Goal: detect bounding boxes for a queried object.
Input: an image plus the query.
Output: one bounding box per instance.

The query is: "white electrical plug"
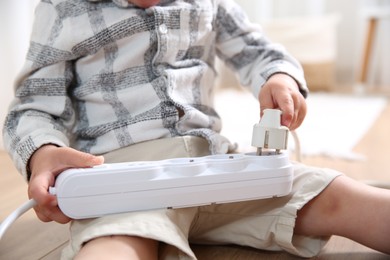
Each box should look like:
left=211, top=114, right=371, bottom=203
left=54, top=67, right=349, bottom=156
left=251, top=109, right=289, bottom=155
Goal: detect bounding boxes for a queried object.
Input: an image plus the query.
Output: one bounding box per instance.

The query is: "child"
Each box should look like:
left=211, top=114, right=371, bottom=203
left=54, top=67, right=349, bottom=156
left=3, top=0, right=390, bottom=259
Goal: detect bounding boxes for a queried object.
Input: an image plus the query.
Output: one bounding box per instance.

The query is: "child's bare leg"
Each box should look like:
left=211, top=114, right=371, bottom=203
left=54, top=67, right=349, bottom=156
left=295, top=175, right=390, bottom=254
left=74, top=235, right=158, bottom=260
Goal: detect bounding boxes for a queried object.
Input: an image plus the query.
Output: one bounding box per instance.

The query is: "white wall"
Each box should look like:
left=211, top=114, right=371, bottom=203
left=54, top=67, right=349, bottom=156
left=236, top=0, right=390, bottom=87
left=0, top=1, right=38, bottom=150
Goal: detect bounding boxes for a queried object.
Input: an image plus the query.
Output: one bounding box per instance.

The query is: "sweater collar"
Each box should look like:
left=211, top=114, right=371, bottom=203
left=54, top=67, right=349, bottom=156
left=88, top=0, right=131, bottom=8
left=88, top=0, right=175, bottom=8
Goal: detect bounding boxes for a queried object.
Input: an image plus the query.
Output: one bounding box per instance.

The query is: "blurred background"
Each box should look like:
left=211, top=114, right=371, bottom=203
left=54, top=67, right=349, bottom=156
left=219, top=0, right=390, bottom=92
left=0, top=0, right=389, bottom=150
left=255, top=0, right=390, bottom=88
left=0, top=2, right=389, bottom=259
left=1, top=3, right=389, bottom=258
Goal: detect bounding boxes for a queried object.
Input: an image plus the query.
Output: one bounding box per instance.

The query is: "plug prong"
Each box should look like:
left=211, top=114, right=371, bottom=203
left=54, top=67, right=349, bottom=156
left=256, top=147, right=262, bottom=156
left=264, top=130, right=269, bottom=148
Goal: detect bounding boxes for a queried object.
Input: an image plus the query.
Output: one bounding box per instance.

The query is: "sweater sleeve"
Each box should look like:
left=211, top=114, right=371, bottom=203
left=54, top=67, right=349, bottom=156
left=214, top=0, right=308, bottom=98
left=2, top=1, right=75, bottom=180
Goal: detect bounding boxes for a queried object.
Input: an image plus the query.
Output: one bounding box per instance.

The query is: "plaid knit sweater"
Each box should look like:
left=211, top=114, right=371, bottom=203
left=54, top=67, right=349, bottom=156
left=3, top=0, right=307, bottom=179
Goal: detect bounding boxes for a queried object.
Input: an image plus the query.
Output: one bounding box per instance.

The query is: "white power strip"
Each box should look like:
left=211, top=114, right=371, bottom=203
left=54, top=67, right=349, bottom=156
left=0, top=109, right=292, bottom=239
left=50, top=152, right=293, bottom=219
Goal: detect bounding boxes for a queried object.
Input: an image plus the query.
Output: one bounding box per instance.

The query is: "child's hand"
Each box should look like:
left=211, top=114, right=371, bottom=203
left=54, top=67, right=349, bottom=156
left=28, top=145, right=104, bottom=223
left=258, top=73, right=307, bottom=130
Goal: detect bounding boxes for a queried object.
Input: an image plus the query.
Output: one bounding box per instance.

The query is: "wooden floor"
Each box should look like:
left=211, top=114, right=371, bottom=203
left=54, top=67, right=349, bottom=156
left=1, top=94, right=390, bottom=259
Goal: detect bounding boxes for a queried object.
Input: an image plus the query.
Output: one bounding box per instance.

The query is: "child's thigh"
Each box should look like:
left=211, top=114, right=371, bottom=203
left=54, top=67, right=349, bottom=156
left=103, top=136, right=211, bottom=163
left=189, top=164, right=341, bottom=257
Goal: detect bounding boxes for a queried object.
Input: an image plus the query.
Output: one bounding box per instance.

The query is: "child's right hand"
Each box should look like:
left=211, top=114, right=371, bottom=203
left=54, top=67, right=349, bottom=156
left=28, top=145, right=104, bottom=223
left=259, top=73, right=307, bottom=130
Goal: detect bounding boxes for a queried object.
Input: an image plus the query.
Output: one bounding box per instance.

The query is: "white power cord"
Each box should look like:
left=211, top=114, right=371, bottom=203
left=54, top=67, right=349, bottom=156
left=290, top=130, right=302, bottom=162
left=0, top=199, right=37, bottom=240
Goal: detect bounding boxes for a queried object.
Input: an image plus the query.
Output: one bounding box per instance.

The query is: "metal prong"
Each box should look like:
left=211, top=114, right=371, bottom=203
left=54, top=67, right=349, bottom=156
left=264, top=130, right=269, bottom=149
left=256, top=147, right=262, bottom=156
left=276, top=149, right=281, bottom=154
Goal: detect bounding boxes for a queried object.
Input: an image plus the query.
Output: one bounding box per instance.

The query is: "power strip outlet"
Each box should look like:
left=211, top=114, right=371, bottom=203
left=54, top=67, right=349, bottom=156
left=50, top=152, right=293, bottom=219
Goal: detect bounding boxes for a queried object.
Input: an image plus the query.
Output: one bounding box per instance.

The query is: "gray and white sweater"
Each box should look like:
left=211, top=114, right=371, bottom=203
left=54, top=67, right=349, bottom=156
left=3, top=0, right=307, bottom=180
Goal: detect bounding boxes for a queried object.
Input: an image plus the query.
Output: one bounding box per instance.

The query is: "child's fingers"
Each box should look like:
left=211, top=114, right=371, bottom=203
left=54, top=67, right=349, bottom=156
left=28, top=172, right=70, bottom=223
left=56, top=147, right=104, bottom=169
left=274, top=93, right=295, bottom=128
left=259, top=85, right=295, bottom=128
left=34, top=203, right=71, bottom=224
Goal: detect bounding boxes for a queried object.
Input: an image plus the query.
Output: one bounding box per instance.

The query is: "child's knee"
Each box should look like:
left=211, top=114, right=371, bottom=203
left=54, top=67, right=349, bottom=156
left=295, top=175, right=348, bottom=236
left=75, top=235, right=158, bottom=260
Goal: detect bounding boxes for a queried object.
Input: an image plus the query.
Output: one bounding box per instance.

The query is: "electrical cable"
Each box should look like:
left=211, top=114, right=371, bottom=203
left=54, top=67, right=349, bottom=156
left=0, top=199, right=37, bottom=240
left=290, top=130, right=302, bottom=162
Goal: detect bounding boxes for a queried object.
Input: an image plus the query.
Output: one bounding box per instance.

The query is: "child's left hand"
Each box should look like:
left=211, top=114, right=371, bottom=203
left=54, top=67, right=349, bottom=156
left=258, top=73, right=307, bottom=130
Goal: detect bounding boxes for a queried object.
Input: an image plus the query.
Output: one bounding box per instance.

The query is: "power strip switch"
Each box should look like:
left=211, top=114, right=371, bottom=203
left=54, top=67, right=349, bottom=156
left=252, top=109, right=289, bottom=155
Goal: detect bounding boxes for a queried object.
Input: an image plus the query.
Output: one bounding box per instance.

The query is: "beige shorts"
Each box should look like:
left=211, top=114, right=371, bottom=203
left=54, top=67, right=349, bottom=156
left=61, top=136, right=341, bottom=259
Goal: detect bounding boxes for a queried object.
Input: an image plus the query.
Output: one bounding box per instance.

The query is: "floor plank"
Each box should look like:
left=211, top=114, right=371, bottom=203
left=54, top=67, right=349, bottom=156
left=302, top=101, right=390, bottom=184
left=192, top=238, right=390, bottom=260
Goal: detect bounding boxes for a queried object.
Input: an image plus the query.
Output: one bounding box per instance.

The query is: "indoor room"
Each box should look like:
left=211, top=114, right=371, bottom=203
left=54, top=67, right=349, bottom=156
left=1, top=0, right=389, bottom=259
